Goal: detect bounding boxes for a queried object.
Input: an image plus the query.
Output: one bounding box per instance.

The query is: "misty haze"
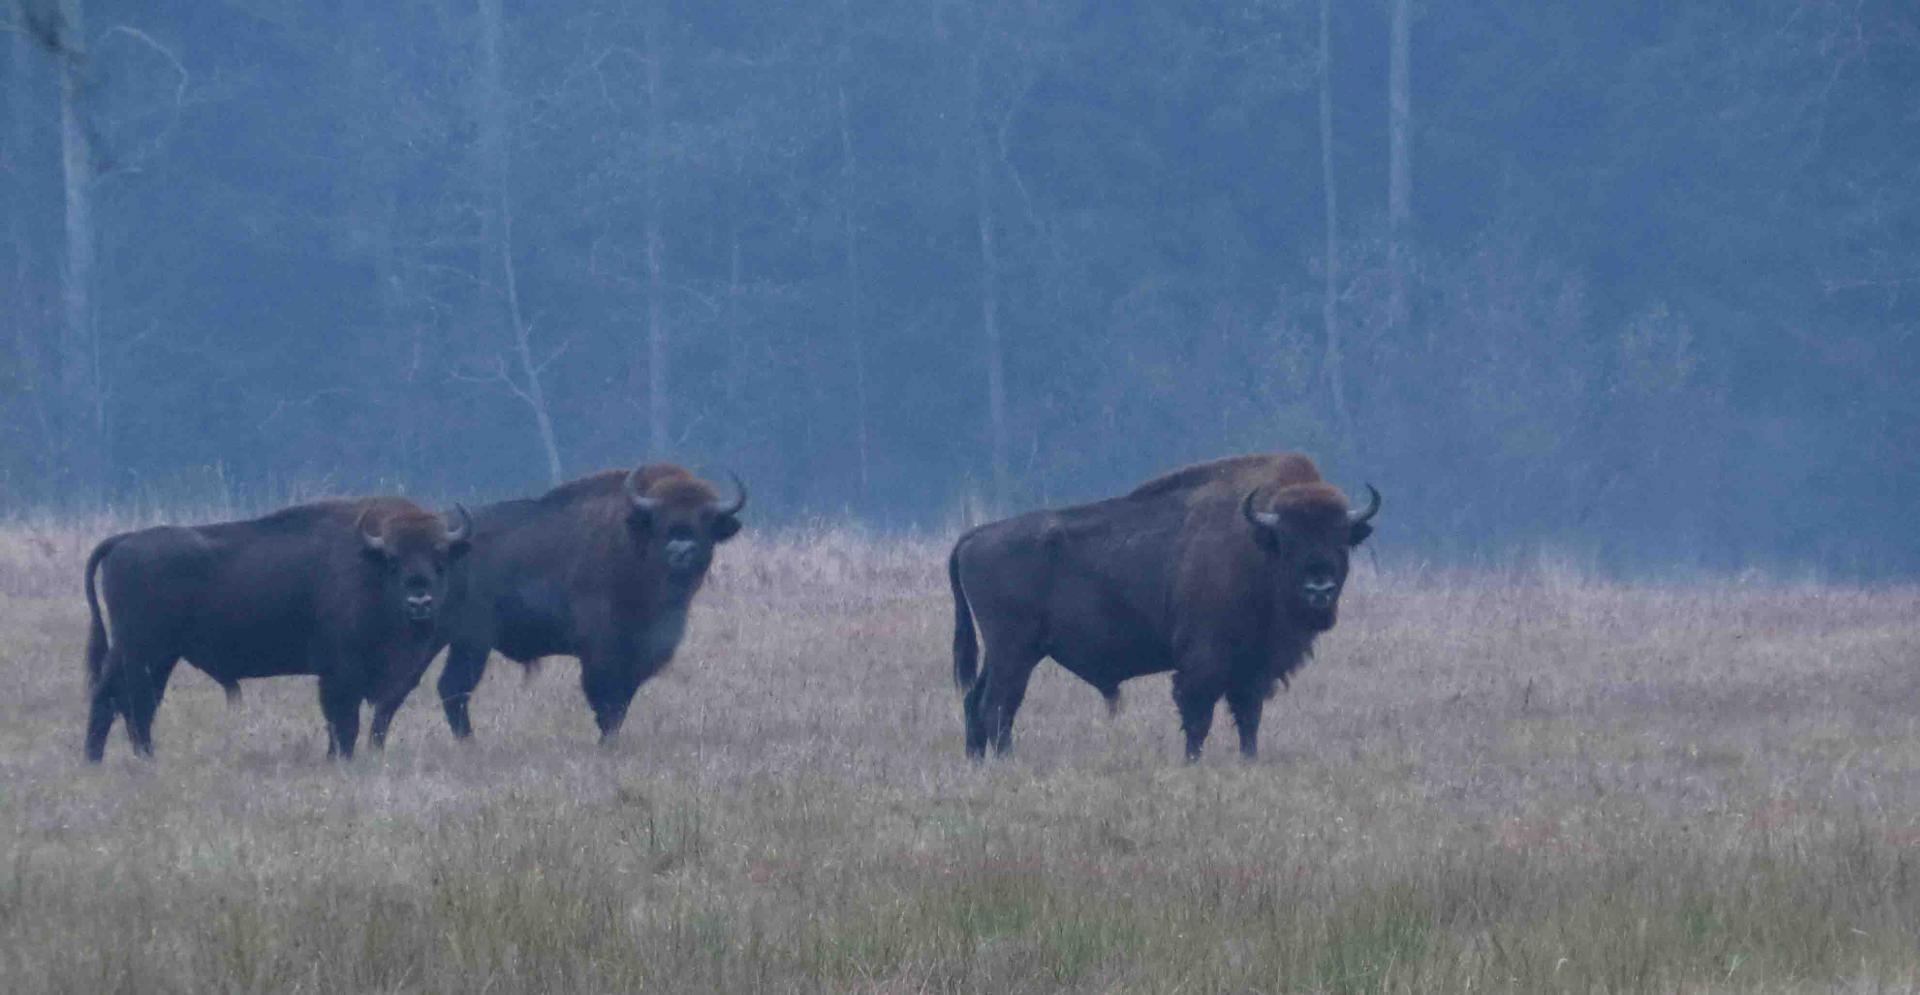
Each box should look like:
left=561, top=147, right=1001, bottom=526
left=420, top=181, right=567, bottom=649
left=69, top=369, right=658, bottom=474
left=2, top=1, right=1911, bottom=574
left=4, top=2, right=1920, bottom=992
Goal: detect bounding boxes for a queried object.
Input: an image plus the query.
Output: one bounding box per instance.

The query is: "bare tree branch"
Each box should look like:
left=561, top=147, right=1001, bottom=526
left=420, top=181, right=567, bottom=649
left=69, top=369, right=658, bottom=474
left=92, top=25, right=189, bottom=176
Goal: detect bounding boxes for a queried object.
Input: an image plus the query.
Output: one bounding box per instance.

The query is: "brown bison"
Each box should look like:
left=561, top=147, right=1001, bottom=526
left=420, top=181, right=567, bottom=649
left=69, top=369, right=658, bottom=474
left=83, top=497, right=472, bottom=762
left=949, top=453, right=1379, bottom=761
left=434, top=463, right=745, bottom=743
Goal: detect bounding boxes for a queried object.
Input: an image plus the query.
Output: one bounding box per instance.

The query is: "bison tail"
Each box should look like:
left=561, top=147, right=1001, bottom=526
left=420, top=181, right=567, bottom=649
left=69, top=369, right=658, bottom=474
left=949, top=540, right=979, bottom=693
left=83, top=535, right=122, bottom=692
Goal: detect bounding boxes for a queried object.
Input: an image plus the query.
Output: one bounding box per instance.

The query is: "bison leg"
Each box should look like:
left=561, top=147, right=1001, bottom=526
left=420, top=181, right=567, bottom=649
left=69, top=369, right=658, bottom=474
left=84, top=650, right=123, bottom=763
left=581, top=662, right=644, bottom=745
left=962, top=676, right=989, bottom=758
left=976, top=640, right=1041, bottom=759
left=1225, top=676, right=1267, bottom=761
left=318, top=676, right=363, bottom=760
left=1171, top=670, right=1226, bottom=763
left=367, top=654, right=437, bottom=752
left=437, top=641, right=491, bottom=741
left=120, top=655, right=179, bottom=759
left=368, top=695, right=408, bottom=751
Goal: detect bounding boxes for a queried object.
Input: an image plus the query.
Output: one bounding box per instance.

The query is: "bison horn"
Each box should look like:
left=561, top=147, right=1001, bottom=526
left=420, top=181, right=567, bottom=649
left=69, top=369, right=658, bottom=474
left=356, top=507, right=386, bottom=553
left=445, top=503, right=472, bottom=543
left=711, top=470, right=747, bottom=517
left=1348, top=484, right=1381, bottom=526
left=1240, top=488, right=1281, bottom=531
left=624, top=466, right=661, bottom=512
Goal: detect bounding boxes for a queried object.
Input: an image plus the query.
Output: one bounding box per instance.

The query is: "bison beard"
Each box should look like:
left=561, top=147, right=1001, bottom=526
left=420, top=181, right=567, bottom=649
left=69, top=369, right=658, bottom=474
left=432, top=463, right=744, bottom=743
left=950, top=453, right=1378, bottom=762
left=81, top=498, right=471, bottom=762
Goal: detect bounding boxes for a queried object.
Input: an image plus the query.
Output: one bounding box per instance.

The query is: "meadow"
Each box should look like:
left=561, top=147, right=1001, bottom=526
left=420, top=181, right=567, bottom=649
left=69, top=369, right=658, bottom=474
left=2, top=517, right=1918, bottom=993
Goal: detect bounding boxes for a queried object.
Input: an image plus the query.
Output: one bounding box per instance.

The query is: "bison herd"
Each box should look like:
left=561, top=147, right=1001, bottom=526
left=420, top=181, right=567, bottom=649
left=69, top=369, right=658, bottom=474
left=80, top=452, right=1378, bottom=764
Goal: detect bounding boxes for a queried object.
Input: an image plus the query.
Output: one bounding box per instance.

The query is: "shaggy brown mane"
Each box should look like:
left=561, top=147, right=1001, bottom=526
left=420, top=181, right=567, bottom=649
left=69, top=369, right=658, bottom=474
left=1127, top=452, right=1323, bottom=500
left=536, top=469, right=630, bottom=503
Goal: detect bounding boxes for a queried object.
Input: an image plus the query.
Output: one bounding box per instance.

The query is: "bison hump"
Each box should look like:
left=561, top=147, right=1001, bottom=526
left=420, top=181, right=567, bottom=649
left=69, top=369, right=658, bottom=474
left=1126, top=453, right=1320, bottom=500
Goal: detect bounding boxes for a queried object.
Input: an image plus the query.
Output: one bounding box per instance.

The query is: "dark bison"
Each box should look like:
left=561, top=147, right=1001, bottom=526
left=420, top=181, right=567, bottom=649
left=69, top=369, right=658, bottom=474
left=83, top=498, right=472, bottom=762
left=434, top=463, right=745, bottom=743
left=949, top=453, right=1379, bottom=761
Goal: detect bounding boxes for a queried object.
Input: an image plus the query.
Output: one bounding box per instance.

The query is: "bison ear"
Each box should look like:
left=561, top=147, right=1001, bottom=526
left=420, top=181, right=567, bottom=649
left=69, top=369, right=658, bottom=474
left=1348, top=521, right=1373, bottom=547
left=709, top=513, right=742, bottom=543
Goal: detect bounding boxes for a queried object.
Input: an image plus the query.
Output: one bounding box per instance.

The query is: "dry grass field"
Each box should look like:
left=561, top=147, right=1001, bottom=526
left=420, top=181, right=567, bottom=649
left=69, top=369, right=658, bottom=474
left=3, top=517, right=1920, bottom=993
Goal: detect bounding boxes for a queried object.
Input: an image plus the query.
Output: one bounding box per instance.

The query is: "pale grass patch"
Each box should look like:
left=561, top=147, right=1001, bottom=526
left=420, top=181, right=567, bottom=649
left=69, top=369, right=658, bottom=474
left=2, top=519, right=1919, bottom=992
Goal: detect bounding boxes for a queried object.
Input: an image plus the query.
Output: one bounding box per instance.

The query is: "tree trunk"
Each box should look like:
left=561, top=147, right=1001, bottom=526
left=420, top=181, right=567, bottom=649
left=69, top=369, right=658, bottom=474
left=369, top=189, right=417, bottom=482
left=55, top=0, right=103, bottom=497
left=836, top=0, right=870, bottom=502
left=1318, top=0, right=1352, bottom=441
left=7, top=23, right=55, bottom=491
left=723, top=220, right=742, bottom=454
left=477, top=0, right=561, bottom=483
left=1386, top=0, right=1412, bottom=334
left=972, top=127, right=1010, bottom=513
left=642, top=0, right=669, bottom=459
left=475, top=0, right=506, bottom=261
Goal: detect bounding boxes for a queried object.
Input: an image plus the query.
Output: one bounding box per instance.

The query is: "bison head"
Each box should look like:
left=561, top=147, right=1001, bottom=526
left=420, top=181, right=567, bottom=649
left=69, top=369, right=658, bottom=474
left=1241, top=482, right=1379, bottom=631
left=623, top=468, right=746, bottom=583
left=359, top=504, right=472, bottom=626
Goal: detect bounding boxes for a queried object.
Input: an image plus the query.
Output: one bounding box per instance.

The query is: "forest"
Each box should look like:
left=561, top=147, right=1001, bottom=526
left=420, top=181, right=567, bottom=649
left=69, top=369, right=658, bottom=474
left=3, top=0, right=1915, bottom=574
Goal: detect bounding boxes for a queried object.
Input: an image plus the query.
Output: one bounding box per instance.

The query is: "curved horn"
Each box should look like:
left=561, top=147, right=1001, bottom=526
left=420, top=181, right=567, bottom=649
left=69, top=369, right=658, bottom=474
left=1240, top=487, right=1281, bottom=531
left=1348, top=484, right=1381, bottom=526
left=355, top=506, right=386, bottom=553
left=444, top=503, right=472, bottom=543
left=624, top=466, right=660, bottom=511
left=711, top=470, right=747, bottom=517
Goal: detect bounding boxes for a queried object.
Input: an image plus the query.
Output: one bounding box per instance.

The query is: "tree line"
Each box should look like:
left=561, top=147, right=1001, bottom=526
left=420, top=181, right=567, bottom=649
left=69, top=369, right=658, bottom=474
left=3, top=0, right=1915, bottom=574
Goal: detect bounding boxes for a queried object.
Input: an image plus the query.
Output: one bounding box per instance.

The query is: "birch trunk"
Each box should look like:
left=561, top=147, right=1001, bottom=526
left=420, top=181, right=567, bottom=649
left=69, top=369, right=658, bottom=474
left=55, top=0, right=103, bottom=495
left=642, top=0, right=669, bottom=459
left=1318, top=0, right=1352, bottom=439
left=477, top=0, right=562, bottom=482
left=973, top=128, right=1009, bottom=513
left=1386, top=0, right=1412, bottom=334
left=7, top=24, right=54, bottom=481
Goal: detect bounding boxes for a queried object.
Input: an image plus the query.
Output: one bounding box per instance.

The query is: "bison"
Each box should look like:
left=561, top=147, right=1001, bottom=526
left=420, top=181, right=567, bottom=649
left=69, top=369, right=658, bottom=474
left=949, top=453, right=1379, bottom=761
left=83, top=497, right=472, bottom=762
left=434, top=463, right=745, bottom=743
